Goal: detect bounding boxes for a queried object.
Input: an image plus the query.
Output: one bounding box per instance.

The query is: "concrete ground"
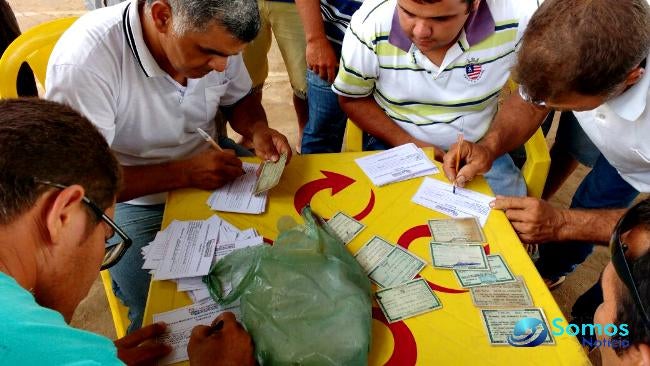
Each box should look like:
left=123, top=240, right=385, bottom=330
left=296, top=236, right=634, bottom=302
left=7, top=1, right=636, bottom=363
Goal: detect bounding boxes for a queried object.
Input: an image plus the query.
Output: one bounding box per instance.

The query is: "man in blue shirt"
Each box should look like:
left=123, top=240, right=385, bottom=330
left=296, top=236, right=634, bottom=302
left=0, top=99, right=255, bottom=365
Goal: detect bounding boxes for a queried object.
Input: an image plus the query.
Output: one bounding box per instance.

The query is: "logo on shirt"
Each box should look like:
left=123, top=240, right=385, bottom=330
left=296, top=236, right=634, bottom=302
left=464, top=57, right=484, bottom=83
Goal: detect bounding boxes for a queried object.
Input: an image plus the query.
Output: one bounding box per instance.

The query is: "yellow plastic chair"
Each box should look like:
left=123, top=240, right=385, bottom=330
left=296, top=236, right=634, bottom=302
left=0, top=17, right=77, bottom=98
left=100, top=270, right=130, bottom=338
left=343, top=114, right=551, bottom=198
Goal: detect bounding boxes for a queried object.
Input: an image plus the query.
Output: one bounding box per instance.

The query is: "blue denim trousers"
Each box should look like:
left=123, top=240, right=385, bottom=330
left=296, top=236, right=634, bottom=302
left=109, top=137, right=252, bottom=333
left=301, top=69, right=348, bottom=154
left=535, top=155, right=639, bottom=280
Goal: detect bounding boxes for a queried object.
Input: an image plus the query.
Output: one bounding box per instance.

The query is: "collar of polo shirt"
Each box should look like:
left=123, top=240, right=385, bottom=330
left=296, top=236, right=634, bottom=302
left=122, top=0, right=167, bottom=78
left=608, top=54, right=650, bottom=122
left=388, top=0, right=495, bottom=52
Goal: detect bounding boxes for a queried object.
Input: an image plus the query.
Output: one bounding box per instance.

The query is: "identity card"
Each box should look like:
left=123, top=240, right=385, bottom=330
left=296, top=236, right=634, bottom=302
left=428, top=217, right=485, bottom=243
left=327, top=211, right=366, bottom=245
left=470, top=277, right=533, bottom=308
left=480, top=308, right=555, bottom=346
left=430, top=243, right=489, bottom=270
left=354, top=236, right=395, bottom=273
left=368, top=246, right=427, bottom=288
left=254, top=152, right=287, bottom=195
left=454, top=254, right=516, bottom=288
left=376, top=278, right=442, bottom=323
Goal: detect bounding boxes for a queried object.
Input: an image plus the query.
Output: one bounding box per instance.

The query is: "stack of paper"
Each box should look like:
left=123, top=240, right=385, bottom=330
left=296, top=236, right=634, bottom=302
left=355, top=143, right=439, bottom=186
left=155, top=299, right=241, bottom=365
left=412, top=177, right=493, bottom=226
left=207, top=162, right=267, bottom=214
left=141, top=214, right=264, bottom=303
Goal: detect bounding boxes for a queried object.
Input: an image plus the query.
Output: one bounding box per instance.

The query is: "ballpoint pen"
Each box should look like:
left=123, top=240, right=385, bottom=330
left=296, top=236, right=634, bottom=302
left=197, top=127, right=223, bottom=152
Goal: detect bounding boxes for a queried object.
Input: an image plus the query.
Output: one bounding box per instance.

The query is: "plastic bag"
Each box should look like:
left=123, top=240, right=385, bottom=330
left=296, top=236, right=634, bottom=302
left=205, top=206, right=372, bottom=365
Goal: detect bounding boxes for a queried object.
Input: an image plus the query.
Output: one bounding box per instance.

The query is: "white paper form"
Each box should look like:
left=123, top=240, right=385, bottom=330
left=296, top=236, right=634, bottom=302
left=412, top=177, right=493, bottom=226
left=154, top=216, right=221, bottom=280
left=355, top=143, right=439, bottom=186
left=142, top=225, right=176, bottom=270
left=154, top=299, right=241, bottom=365
left=207, top=162, right=267, bottom=214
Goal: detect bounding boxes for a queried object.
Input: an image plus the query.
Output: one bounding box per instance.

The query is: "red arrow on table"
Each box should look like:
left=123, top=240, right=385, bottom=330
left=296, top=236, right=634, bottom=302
left=294, top=170, right=375, bottom=221
left=397, top=225, right=491, bottom=294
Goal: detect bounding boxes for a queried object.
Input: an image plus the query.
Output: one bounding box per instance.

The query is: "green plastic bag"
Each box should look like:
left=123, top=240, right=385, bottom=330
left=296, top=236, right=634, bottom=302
left=205, top=206, right=372, bottom=365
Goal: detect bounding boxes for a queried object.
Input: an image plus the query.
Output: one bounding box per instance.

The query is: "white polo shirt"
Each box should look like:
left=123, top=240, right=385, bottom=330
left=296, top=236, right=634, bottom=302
left=575, top=54, right=650, bottom=193
left=332, top=0, right=537, bottom=149
left=45, top=0, right=252, bottom=205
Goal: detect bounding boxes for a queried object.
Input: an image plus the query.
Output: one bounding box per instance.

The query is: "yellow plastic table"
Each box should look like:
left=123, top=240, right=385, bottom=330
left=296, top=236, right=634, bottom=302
left=143, top=150, right=589, bottom=366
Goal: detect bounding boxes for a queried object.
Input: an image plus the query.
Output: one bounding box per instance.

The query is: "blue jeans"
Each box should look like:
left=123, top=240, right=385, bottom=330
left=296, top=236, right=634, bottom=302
left=535, top=155, right=638, bottom=279
left=109, top=137, right=252, bottom=332
left=542, top=112, right=600, bottom=167
left=109, top=203, right=164, bottom=333
left=301, top=69, right=348, bottom=154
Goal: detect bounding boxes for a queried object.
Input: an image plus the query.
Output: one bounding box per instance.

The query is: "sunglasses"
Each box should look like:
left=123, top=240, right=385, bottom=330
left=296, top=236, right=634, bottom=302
left=609, top=213, right=650, bottom=330
left=36, top=180, right=132, bottom=270
left=518, top=85, right=547, bottom=107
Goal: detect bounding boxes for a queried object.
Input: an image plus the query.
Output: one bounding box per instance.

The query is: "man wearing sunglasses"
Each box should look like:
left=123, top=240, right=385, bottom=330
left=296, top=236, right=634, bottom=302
left=595, top=199, right=650, bottom=364
left=443, top=0, right=650, bottom=287
left=0, top=99, right=255, bottom=365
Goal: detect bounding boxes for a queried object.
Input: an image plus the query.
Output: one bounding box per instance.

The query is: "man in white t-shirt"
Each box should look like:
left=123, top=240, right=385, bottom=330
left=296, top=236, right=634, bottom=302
left=443, top=0, right=649, bottom=327
left=46, top=0, right=291, bottom=332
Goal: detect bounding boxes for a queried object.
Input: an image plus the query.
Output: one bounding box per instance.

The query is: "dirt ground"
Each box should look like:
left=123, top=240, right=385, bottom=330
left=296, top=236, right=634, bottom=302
left=6, top=1, right=617, bottom=362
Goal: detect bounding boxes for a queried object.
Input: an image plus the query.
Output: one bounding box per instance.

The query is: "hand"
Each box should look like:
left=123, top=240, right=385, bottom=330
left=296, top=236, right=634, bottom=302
left=115, top=322, right=171, bottom=366
left=490, top=196, right=566, bottom=243
left=183, top=149, right=244, bottom=189
left=442, top=141, right=495, bottom=188
left=410, top=138, right=445, bottom=162
left=188, top=312, right=255, bottom=366
left=306, top=37, right=339, bottom=83
left=251, top=126, right=292, bottom=163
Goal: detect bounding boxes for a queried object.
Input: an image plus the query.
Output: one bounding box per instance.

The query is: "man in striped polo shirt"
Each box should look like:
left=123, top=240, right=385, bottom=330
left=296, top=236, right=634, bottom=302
left=297, top=0, right=363, bottom=153
left=333, top=0, right=537, bottom=196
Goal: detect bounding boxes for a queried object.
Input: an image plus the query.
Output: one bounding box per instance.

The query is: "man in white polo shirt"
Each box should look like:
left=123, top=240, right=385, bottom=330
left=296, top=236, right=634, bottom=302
left=46, top=0, right=291, bottom=332
left=442, top=0, right=649, bottom=326
left=332, top=0, right=538, bottom=196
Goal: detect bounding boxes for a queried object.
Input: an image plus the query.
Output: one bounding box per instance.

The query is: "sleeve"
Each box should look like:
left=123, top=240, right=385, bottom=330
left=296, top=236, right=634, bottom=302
left=331, top=10, right=380, bottom=98
left=219, top=53, right=253, bottom=106
left=45, top=64, right=118, bottom=145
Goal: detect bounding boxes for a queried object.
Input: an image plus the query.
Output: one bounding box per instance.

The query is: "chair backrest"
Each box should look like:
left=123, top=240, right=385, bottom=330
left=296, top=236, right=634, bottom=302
left=0, top=17, right=77, bottom=98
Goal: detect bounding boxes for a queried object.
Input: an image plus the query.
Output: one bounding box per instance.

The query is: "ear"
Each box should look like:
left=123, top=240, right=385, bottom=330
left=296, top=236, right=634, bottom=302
left=150, top=0, right=173, bottom=34
left=624, top=66, right=645, bottom=87
left=44, top=185, right=87, bottom=246
left=638, top=343, right=650, bottom=366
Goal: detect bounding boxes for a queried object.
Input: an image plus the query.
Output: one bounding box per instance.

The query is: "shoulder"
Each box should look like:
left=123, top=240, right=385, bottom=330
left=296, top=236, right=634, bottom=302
left=0, top=276, right=121, bottom=365
left=485, top=0, right=538, bottom=23
left=351, top=0, right=395, bottom=29
left=49, top=2, right=129, bottom=70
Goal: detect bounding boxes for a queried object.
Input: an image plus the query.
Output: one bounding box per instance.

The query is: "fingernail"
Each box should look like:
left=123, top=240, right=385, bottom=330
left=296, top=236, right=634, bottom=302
left=456, top=175, right=466, bottom=187
left=489, top=200, right=496, bottom=208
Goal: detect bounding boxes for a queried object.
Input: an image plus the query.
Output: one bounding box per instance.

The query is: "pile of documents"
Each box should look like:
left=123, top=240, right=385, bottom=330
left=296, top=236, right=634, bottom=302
left=206, top=162, right=268, bottom=214
left=355, top=143, right=439, bottom=186
left=142, top=214, right=264, bottom=303
left=324, top=210, right=441, bottom=324
left=206, top=153, right=287, bottom=214
left=427, top=217, right=554, bottom=346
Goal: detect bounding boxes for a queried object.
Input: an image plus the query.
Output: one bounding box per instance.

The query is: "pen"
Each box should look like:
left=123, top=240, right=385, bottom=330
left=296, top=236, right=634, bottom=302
left=453, top=132, right=463, bottom=194
left=197, top=127, right=223, bottom=152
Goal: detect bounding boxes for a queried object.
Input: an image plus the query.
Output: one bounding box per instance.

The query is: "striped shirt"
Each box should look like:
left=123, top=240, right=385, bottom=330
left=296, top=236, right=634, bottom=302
left=332, top=0, right=538, bottom=149
left=320, top=0, right=364, bottom=55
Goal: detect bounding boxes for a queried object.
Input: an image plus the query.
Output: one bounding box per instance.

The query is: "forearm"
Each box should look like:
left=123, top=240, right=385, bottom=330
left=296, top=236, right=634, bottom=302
left=556, top=208, right=626, bottom=243
left=119, top=161, right=189, bottom=202
left=339, top=95, right=413, bottom=147
left=478, top=92, right=549, bottom=158
left=223, top=93, right=269, bottom=138
left=295, top=0, right=326, bottom=42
